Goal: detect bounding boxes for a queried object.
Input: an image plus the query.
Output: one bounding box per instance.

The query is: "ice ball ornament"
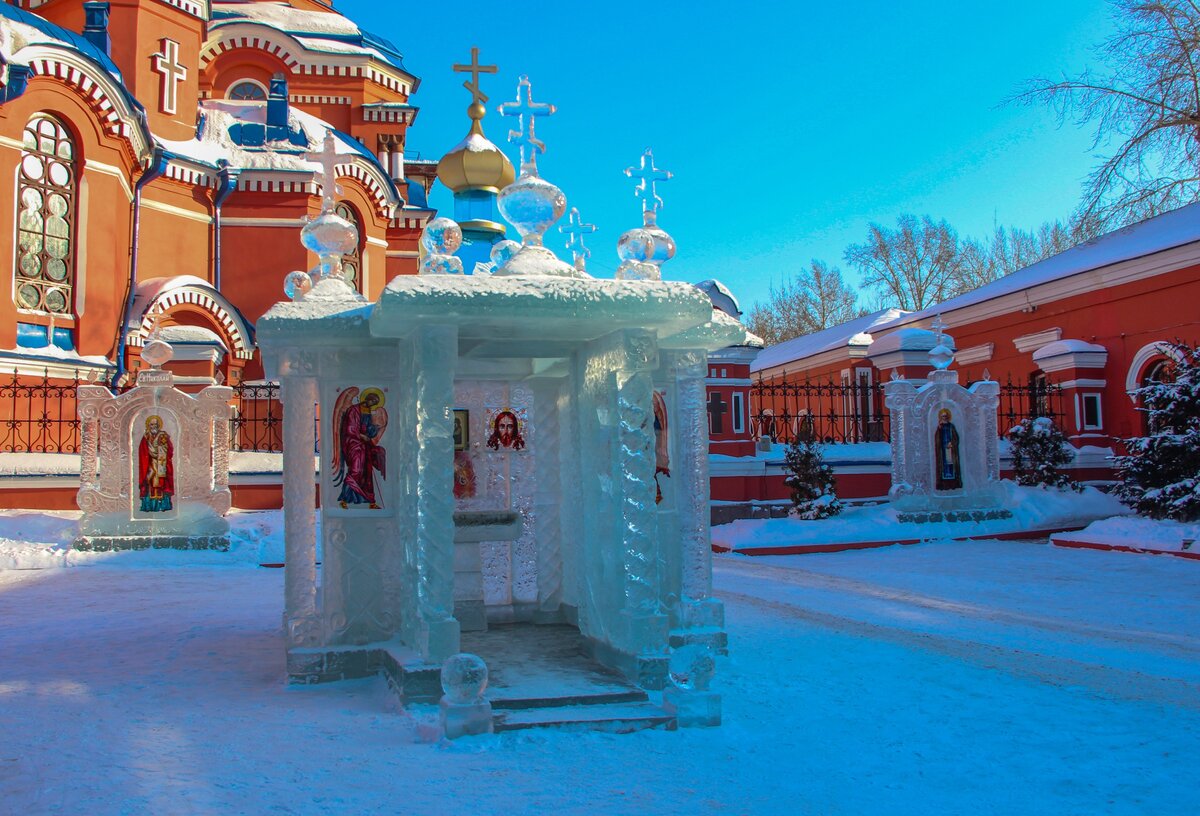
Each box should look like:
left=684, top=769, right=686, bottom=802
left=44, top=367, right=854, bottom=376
left=668, top=644, right=715, bottom=692
left=300, top=210, right=358, bottom=258
left=140, top=336, right=173, bottom=368
left=441, top=653, right=488, bottom=704
left=490, top=239, right=520, bottom=268
left=643, top=225, right=676, bottom=266
left=616, top=227, right=660, bottom=281
left=420, top=217, right=463, bottom=256
left=497, top=174, right=566, bottom=246
left=284, top=270, right=312, bottom=301
left=929, top=340, right=955, bottom=371
left=420, top=254, right=465, bottom=276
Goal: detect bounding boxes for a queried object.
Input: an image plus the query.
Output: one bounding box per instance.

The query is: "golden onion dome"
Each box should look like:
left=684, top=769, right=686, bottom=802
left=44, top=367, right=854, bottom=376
left=436, top=103, right=516, bottom=194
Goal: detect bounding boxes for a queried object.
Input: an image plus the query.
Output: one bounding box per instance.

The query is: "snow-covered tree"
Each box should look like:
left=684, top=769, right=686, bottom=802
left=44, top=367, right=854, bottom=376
left=783, top=436, right=841, bottom=519
left=1115, top=341, right=1200, bottom=520
left=1008, top=417, right=1079, bottom=491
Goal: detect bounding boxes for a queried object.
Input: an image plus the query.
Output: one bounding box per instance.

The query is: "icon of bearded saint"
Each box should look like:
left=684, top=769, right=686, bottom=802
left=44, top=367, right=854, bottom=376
left=332, top=387, right=388, bottom=509
left=486, top=409, right=525, bottom=450
left=138, top=414, right=174, bottom=512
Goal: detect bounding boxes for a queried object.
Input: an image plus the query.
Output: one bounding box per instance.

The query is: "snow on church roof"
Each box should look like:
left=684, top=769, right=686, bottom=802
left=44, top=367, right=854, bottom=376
left=886, top=201, right=1200, bottom=329
left=751, top=308, right=909, bottom=374
left=210, top=1, right=413, bottom=78
left=158, top=100, right=392, bottom=193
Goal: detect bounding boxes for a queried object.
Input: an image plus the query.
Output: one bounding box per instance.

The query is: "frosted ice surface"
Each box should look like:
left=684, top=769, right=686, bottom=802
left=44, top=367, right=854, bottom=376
left=420, top=217, right=463, bottom=256
left=284, top=270, right=312, bottom=301
left=490, top=239, right=520, bottom=267
left=441, top=653, right=489, bottom=704
left=669, top=644, right=716, bottom=692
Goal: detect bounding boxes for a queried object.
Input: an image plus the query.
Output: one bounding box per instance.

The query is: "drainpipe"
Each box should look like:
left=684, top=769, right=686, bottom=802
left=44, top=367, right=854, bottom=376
left=212, top=159, right=240, bottom=292
left=111, top=144, right=168, bottom=389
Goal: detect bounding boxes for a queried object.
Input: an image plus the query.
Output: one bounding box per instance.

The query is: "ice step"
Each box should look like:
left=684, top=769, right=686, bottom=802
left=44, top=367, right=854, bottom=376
left=492, top=701, right=675, bottom=734
left=489, top=688, right=648, bottom=710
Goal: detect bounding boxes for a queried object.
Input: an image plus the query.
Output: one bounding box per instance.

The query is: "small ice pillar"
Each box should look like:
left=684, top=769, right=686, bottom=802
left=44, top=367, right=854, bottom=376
left=413, top=324, right=461, bottom=661
left=530, top=378, right=564, bottom=618
left=666, top=349, right=725, bottom=638
left=281, top=373, right=319, bottom=647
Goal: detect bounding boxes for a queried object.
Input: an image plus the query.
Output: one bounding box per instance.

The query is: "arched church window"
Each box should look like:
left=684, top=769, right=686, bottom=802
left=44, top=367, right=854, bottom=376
left=14, top=116, right=77, bottom=315
left=1141, top=358, right=1176, bottom=435
left=228, top=81, right=267, bottom=101
left=335, top=202, right=363, bottom=291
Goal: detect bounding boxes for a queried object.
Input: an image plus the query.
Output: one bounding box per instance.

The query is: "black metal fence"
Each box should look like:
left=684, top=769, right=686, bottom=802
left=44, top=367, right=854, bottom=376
left=749, top=375, right=1066, bottom=446
left=0, top=370, right=286, bottom=454
left=0, top=368, right=1071, bottom=455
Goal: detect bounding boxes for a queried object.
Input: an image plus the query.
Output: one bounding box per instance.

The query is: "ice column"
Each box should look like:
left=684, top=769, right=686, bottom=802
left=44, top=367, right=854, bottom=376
left=281, top=370, right=319, bottom=647
left=414, top=325, right=461, bottom=661
left=615, top=330, right=668, bottom=662
left=531, top=378, right=563, bottom=619
left=668, top=349, right=725, bottom=638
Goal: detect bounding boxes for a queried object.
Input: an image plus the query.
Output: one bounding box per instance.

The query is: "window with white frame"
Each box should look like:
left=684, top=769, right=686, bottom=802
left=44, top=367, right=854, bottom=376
left=14, top=116, right=77, bottom=315
left=732, top=391, right=744, bottom=433
left=1081, top=393, right=1102, bottom=430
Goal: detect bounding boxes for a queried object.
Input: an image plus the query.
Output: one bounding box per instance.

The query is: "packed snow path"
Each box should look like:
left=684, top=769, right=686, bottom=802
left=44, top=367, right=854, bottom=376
left=1, top=541, right=1198, bottom=814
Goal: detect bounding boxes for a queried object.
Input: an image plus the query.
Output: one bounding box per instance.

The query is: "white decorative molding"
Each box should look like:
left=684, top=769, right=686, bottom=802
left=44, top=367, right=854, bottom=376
left=1013, top=327, right=1062, bottom=353
left=141, top=198, right=213, bottom=224
left=1031, top=340, right=1108, bottom=374
left=1058, top=378, right=1108, bottom=390
left=153, top=0, right=207, bottom=20
left=1125, top=340, right=1185, bottom=399
left=132, top=285, right=256, bottom=360
left=162, top=160, right=215, bottom=188
left=954, top=342, right=993, bottom=366
left=291, top=95, right=352, bottom=106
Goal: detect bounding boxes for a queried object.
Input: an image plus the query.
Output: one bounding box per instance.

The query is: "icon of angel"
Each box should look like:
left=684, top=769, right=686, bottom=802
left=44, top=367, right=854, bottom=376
left=331, top=386, right=388, bottom=509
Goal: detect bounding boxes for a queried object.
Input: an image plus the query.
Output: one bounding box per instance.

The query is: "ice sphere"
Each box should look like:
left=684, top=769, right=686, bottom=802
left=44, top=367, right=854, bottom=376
left=490, top=239, right=520, bottom=267
left=300, top=211, right=357, bottom=258
left=669, top=644, right=715, bottom=692
left=497, top=174, right=566, bottom=246
left=441, top=653, right=488, bottom=704
left=284, top=270, right=312, bottom=300
left=420, top=255, right=465, bottom=276
left=616, top=228, right=654, bottom=264
left=140, top=334, right=173, bottom=367
left=421, top=217, right=464, bottom=256
left=643, top=225, right=676, bottom=266
left=929, top=341, right=955, bottom=370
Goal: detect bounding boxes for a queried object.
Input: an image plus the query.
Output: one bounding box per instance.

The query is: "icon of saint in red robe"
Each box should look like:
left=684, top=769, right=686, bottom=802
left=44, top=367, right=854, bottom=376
left=138, top=414, right=174, bottom=512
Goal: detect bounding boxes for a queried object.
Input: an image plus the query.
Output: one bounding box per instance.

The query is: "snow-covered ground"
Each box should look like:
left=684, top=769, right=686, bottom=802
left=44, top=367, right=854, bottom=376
left=0, top=515, right=1197, bottom=813
left=1053, top=515, right=1200, bottom=556
left=714, top=483, right=1128, bottom=552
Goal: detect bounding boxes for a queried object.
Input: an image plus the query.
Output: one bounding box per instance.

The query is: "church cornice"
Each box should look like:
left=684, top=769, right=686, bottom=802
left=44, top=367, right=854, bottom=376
left=200, top=23, right=416, bottom=97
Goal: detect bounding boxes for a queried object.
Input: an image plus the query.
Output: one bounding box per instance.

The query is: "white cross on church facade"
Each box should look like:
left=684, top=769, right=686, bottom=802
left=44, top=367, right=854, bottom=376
left=152, top=38, right=188, bottom=116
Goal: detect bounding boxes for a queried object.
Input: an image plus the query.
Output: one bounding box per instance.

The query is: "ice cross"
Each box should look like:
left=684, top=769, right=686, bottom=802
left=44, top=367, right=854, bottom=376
left=151, top=38, right=187, bottom=116
left=453, top=47, right=497, bottom=106
left=558, top=207, right=597, bottom=271
left=306, top=129, right=341, bottom=211
left=625, top=148, right=673, bottom=215
left=498, top=75, right=555, bottom=175
left=931, top=313, right=948, bottom=344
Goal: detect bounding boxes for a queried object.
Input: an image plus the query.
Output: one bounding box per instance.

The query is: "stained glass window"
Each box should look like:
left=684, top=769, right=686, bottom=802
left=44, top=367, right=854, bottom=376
left=15, top=116, right=76, bottom=314
left=335, top=202, right=362, bottom=291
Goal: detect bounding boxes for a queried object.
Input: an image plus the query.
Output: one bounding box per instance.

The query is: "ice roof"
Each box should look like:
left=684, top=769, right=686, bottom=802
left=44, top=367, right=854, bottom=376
left=210, top=1, right=412, bottom=78
left=751, top=308, right=909, bottom=373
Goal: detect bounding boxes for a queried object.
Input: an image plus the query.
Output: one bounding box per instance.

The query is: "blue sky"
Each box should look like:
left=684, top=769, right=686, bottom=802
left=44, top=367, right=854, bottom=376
left=339, top=0, right=1116, bottom=311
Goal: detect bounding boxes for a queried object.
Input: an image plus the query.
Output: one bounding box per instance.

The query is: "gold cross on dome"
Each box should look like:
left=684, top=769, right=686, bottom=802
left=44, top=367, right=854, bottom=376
left=453, top=46, right=497, bottom=106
